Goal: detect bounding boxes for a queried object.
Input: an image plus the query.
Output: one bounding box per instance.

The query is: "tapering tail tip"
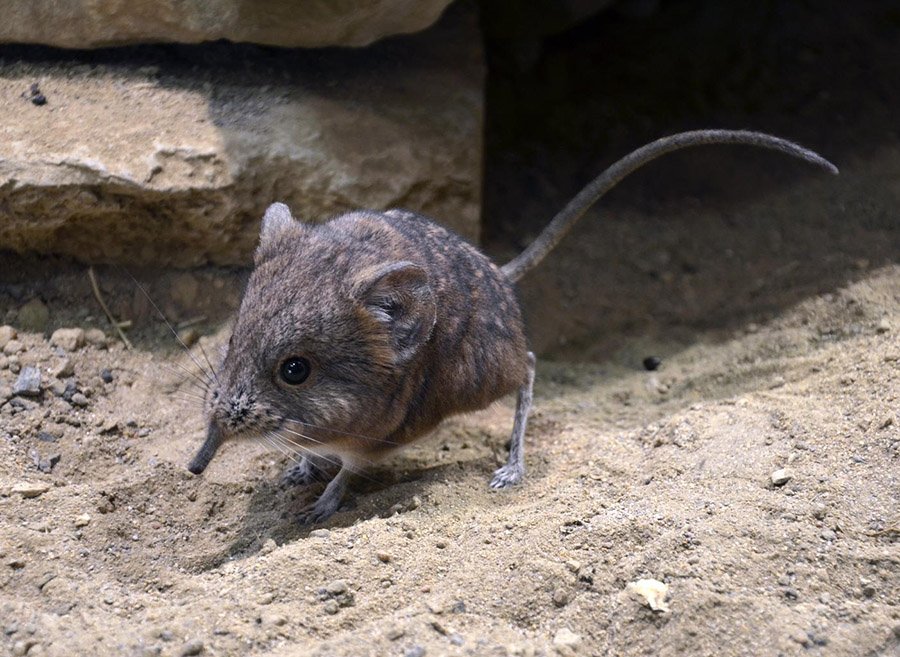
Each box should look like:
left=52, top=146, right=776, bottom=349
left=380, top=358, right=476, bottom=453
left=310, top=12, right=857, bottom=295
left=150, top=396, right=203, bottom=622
left=816, top=156, right=840, bottom=176
left=187, top=423, right=223, bottom=475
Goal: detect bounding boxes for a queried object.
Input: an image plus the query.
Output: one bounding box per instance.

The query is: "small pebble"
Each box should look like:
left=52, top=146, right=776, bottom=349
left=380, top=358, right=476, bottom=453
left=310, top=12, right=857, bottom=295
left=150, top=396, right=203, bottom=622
left=326, top=580, right=348, bottom=595
left=876, top=318, right=891, bottom=333
left=38, top=453, right=61, bottom=474
left=84, top=328, right=107, bottom=347
left=376, top=551, right=392, bottom=563
left=179, top=640, right=204, bottom=656
left=12, top=640, right=35, bottom=656
left=259, top=538, right=277, bottom=555
left=322, top=600, right=339, bottom=615
left=552, top=588, right=571, bottom=607
left=405, top=647, right=426, bottom=657
left=821, top=529, right=837, bottom=541
left=12, top=481, right=51, bottom=498
left=553, top=628, right=582, bottom=653
left=13, top=367, right=41, bottom=397
left=74, top=514, right=91, bottom=528
left=386, top=627, right=405, bottom=640
left=50, top=359, right=74, bottom=379
left=50, top=328, right=85, bottom=352
left=782, top=587, right=800, bottom=600
left=435, top=539, right=448, bottom=549
left=3, top=339, right=24, bottom=355
left=642, top=356, right=662, bottom=371
left=770, top=468, right=792, bottom=486
left=100, top=369, right=114, bottom=383
left=811, top=503, right=827, bottom=520
left=70, top=393, right=90, bottom=408
left=8, top=557, right=27, bottom=569
left=0, top=325, right=16, bottom=350
left=309, top=529, right=331, bottom=539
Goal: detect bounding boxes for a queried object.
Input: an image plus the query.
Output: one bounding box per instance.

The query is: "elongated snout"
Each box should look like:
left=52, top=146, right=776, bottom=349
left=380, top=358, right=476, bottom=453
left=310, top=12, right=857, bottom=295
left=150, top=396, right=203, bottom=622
left=188, top=422, right=224, bottom=475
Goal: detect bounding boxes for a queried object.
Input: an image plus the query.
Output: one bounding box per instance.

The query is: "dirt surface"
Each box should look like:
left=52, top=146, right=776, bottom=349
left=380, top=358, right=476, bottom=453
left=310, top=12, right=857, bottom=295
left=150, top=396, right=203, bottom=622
left=1, top=1, right=899, bottom=656
left=0, top=259, right=898, bottom=657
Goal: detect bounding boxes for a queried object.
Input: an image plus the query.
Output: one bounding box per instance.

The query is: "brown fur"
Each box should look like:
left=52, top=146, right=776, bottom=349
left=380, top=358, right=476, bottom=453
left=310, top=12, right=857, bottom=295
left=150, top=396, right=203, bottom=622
left=195, top=206, right=528, bottom=475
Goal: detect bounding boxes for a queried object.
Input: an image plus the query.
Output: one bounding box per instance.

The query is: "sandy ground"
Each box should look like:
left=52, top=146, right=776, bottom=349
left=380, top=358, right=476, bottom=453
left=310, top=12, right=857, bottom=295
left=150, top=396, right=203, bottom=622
left=0, top=251, right=898, bottom=657
left=1, top=1, right=899, bottom=656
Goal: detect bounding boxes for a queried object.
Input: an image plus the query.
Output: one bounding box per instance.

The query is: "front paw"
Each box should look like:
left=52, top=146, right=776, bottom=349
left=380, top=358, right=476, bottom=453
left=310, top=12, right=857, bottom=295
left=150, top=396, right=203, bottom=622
left=297, top=495, right=342, bottom=526
left=490, top=464, right=524, bottom=489
left=282, top=458, right=324, bottom=487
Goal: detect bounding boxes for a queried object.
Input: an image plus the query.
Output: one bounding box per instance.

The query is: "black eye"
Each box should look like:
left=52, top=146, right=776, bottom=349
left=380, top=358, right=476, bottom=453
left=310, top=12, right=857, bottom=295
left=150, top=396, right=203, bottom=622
left=279, top=357, right=311, bottom=385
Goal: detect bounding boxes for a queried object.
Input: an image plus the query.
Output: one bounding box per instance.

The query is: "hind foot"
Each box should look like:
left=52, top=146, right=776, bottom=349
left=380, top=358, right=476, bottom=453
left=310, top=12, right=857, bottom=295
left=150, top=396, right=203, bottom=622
left=490, top=463, right=524, bottom=489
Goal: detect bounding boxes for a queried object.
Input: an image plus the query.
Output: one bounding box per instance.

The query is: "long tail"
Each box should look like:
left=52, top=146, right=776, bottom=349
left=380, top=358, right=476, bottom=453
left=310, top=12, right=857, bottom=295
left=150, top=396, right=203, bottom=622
left=500, top=130, right=838, bottom=283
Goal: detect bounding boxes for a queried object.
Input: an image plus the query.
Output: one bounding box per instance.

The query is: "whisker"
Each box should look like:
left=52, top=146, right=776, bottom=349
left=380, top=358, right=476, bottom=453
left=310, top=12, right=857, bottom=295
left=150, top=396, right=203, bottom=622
left=269, top=432, right=345, bottom=469
left=125, top=269, right=219, bottom=384
left=263, top=434, right=301, bottom=464
left=280, top=420, right=397, bottom=446
left=268, top=431, right=386, bottom=487
left=158, top=362, right=211, bottom=395
left=170, top=392, right=207, bottom=405
left=271, top=430, right=377, bottom=470
left=196, top=341, right=221, bottom=387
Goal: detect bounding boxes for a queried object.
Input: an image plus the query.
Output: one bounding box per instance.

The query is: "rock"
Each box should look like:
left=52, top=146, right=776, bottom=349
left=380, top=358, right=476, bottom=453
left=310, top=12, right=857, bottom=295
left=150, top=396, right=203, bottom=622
left=37, top=453, right=61, bottom=473
left=0, top=325, right=16, bottom=350
left=12, top=366, right=41, bottom=396
left=770, top=468, right=793, bottom=486
left=0, top=385, right=12, bottom=403
left=70, top=393, right=90, bottom=408
left=17, top=299, right=50, bottom=332
left=179, top=640, right=204, bottom=656
left=552, top=628, right=582, bottom=655
left=0, top=5, right=483, bottom=266
left=626, top=578, right=670, bottom=612
left=3, top=339, right=24, bottom=355
left=325, top=580, right=348, bottom=596
left=1, top=1, right=454, bottom=49
left=74, top=514, right=91, bottom=527
left=11, top=481, right=51, bottom=498
left=820, top=529, right=837, bottom=541
left=50, top=328, right=85, bottom=352
left=100, top=368, right=114, bottom=383
left=376, top=551, right=392, bottom=563
left=552, top=588, right=571, bottom=607
left=83, top=329, right=107, bottom=347
left=50, top=359, right=75, bottom=379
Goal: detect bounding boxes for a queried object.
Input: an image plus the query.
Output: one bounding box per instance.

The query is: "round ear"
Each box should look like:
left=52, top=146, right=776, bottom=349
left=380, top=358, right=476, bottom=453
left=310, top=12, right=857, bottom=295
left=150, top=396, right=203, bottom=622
left=352, top=261, right=436, bottom=365
left=256, top=203, right=299, bottom=262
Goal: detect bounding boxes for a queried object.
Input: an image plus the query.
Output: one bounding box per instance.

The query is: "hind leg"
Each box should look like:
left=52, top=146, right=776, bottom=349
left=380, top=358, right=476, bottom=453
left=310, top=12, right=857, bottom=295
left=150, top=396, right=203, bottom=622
left=490, top=351, right=536, bottom=488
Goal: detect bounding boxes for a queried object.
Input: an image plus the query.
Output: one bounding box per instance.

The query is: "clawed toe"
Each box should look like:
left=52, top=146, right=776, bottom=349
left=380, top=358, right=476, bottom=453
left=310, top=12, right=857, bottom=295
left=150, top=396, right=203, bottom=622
left=490, top=464, right=523, bottom=489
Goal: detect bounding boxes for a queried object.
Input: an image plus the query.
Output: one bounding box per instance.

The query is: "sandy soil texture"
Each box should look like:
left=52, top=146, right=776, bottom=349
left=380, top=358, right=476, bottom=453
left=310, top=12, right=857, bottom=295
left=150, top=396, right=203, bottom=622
left=0, top=260, right=898, bottom=657
left=1, top=1, right=899, bottom=656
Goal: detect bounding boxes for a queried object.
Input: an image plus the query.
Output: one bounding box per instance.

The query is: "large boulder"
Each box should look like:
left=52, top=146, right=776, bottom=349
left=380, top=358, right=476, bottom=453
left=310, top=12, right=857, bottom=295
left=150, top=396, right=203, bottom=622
left=0, top=0, right=456, bottom=49
left=0, top=5, right=483, bottom=266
